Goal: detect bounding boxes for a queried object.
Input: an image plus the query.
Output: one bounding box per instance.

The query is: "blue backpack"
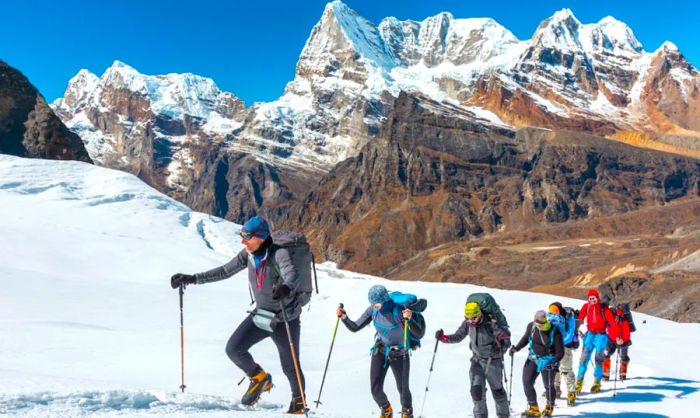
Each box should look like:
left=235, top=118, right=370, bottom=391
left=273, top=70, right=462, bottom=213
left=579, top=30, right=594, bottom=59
left=372, top=291, right=427, bottom=349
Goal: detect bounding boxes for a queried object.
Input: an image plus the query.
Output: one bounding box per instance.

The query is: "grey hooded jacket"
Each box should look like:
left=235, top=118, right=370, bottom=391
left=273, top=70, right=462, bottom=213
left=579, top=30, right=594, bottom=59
left=194, top=244, right=302, bottom=321
left=443, top=315, right=510, bottom=359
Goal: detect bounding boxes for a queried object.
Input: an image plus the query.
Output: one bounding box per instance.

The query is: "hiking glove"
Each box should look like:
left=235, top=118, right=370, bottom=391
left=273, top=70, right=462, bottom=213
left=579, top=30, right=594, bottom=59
left=435, top=329, right=449, bottom=343
left=272, top=283, right=291, bottom=300
left=171, top=273, right=196, bottom=289
left=509, top=345, right=517, bottom=357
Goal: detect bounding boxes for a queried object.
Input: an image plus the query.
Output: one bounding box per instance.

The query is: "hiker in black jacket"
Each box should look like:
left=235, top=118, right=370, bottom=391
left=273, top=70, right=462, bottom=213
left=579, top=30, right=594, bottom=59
left=511, top=310, right=565, bottom=417
left=170, top=216, right=306, bottom=414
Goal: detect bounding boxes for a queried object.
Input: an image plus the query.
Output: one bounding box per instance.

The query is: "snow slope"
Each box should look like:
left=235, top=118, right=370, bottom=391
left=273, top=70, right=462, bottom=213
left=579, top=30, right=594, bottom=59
left=1, top=155, right=699, bottom=417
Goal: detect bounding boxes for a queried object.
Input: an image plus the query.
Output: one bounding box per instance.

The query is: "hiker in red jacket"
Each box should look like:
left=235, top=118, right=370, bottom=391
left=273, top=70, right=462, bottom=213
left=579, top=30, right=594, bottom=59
left=575, top=289, right=617, bottom=394
left=603, top=306, right=632, bottom=381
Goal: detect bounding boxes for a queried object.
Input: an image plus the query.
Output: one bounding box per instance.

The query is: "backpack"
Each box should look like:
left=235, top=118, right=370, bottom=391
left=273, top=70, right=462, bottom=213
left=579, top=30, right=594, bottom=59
left=562, top=307, right=580, bottom=348
left=270, top=231, right=317, bottom=306
left=467, top=293, right=510, bottom=336
left=528, top=324, right=559, bottom=372
left=615, top=303, right=637, bottom=333
left=373, top=291, right=427, bottom=349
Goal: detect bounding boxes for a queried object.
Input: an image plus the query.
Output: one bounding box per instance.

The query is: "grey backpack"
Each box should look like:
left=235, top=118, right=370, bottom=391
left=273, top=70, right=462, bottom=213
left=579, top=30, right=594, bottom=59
left=271, top=231, right=317, bottom=306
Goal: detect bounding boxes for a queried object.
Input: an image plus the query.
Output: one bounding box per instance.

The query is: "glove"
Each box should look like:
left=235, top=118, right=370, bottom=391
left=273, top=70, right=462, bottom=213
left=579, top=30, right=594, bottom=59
left=496, top=330, right=510, bottom=348
left=272, top=283, right=291, bottom=300
left=171, top=273, right=195, bottom=289
left=509, top=345, right=518, bottom=357
left=435, top=329, right=449, bottom=343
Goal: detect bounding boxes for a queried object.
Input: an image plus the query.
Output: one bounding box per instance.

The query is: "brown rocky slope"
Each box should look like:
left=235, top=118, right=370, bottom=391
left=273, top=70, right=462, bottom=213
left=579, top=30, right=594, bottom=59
left=0, top=60, right=91, bottom=162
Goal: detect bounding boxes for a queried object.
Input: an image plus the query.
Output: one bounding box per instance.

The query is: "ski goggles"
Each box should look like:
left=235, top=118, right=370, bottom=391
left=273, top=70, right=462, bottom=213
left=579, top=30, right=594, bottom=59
left=240, top=231, right=255, bottom=241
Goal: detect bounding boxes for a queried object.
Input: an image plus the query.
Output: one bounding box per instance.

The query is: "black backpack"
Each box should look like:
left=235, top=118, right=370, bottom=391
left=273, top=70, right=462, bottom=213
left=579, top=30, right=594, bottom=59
left=615, top=303, right=637, bottom=333
left=270, top=231, right=318, bottom=306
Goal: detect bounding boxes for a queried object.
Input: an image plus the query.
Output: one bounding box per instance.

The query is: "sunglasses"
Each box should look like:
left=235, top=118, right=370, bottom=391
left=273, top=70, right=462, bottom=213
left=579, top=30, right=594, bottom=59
left=240, top=231, right=254, bottom=241
left=465, top=315, right=481, bottom=323
left=588, top=296, right=598, bottom=303
left=534, top=320, right=547, bottom=327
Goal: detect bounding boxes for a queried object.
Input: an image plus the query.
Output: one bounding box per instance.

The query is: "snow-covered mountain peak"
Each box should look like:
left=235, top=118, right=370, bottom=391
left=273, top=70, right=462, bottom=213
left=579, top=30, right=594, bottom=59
left=532, top=8, right=583, bottom=51
left=585, top=16, right=643, bottom=54
left=658, top=40, right=680, bottom=53
left=551, top=7, right=579, bottom=23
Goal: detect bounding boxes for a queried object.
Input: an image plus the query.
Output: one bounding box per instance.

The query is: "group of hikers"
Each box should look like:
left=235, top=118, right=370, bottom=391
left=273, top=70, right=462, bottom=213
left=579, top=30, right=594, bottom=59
left=170, top=216, right=636, bottom=417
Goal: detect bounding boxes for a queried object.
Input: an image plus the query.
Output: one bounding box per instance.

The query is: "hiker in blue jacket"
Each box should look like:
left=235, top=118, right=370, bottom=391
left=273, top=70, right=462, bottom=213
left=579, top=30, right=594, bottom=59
left=337, top=285, right=425, bottom=418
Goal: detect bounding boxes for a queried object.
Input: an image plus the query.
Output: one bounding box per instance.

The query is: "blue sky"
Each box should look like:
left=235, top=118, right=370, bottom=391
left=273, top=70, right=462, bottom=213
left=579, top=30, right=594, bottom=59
left=1, top=0, right=697, bottom=105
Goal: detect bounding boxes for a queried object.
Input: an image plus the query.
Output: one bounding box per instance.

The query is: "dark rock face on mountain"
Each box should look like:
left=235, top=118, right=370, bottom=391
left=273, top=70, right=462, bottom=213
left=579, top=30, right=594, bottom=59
left=183, top=146, right=317, bottom=223
left=599, top=271, right=700, bottom=323
left=282, top=92, right=700, bottom=276
left=0, top=60, right=91, bottom=162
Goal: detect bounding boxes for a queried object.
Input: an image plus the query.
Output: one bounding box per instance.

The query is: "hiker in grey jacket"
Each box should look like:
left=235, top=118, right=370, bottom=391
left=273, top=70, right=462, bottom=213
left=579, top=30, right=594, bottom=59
left=170, top=216, right=306, bottom=414
left=436, top=300, right=511, bottom=418
left=337, top=285, right=425, bottom=418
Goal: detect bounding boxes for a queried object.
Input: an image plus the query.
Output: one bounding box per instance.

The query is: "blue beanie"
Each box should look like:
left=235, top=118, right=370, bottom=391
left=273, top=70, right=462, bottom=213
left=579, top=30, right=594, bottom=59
left=368, top=285, right=390, bottom=304
left=241, top=216, right=270, bottom=240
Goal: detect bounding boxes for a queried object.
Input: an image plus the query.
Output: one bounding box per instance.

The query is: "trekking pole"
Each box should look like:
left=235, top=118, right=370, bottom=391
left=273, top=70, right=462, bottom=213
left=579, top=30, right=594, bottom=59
left=178, top=284, right=187, bottom=393
left=508, top=353, right=514, bottom=405
left=613, top=345, right=620, bottom=398
left=314, top=303, right=343, bottom=408
left=311, top=254, right=319, bottom=294
left=402, top=318, right=409, bottom=410
left=279, top=301, right=309, bottom=417
left=418, top=338, right=440, bottom=418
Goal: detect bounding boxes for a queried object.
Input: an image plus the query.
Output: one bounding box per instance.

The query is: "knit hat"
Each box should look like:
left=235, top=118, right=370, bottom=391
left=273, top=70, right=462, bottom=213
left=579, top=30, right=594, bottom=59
left=464, top=301, right=482, bottom=319
left=368, top=285, right=390, bottom=304
left=241, top=216, right=270, bottom=240
left=549, top=302, right=563, bottom=315
left=534, top=310, right=548, bottom=324
left=587, top=288, right=600, bottom=300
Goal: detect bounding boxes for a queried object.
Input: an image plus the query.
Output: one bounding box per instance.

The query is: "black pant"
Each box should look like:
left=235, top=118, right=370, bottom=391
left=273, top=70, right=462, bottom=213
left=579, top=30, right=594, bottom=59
left=522, top=358, right=557, bottom=407
left=225, top=314, right=305, bottom=397
left=370, top=347, right=412, bottom=411
left=606, top=341, right=631, bottom=362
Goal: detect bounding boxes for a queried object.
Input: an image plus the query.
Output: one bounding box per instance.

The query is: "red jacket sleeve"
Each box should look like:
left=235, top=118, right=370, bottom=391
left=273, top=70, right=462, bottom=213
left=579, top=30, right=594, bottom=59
left=579, top=303, right=588, bottom=323
left=621, top=320, right=631, bottom=342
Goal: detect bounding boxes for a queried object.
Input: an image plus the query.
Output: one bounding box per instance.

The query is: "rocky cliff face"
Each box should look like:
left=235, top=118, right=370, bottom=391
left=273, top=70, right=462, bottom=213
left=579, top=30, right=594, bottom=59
left=282, top=92, right=700, bottom=277
left=0, top=60, right=91, bottom=162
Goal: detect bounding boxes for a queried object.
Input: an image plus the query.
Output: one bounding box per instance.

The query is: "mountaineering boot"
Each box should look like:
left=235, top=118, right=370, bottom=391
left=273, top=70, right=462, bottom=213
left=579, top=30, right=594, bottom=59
left=286, top=395, right=307, bottom=415
left=590, top=379, right=602, bottom=393
left=575, top=379, right=583, bottom=395
left=620, top=360, right=629, bottom=381
left=521, top=404, right=542, bottom=417
left=602, top=358, right=611, bottom=381
left=542, top=404, right=554, bottom=417
left=379, top=404, right=393, bottom=418
left=567, top=392, right=576, bottom=406
left=401, top=407, right=414, bottom=418
left=241, top=370, right=273, bottom=406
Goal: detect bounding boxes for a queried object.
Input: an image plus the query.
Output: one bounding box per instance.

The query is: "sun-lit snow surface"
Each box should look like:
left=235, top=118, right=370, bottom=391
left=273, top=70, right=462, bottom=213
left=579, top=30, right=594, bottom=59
left=1, top=155, right=699, bottom=417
